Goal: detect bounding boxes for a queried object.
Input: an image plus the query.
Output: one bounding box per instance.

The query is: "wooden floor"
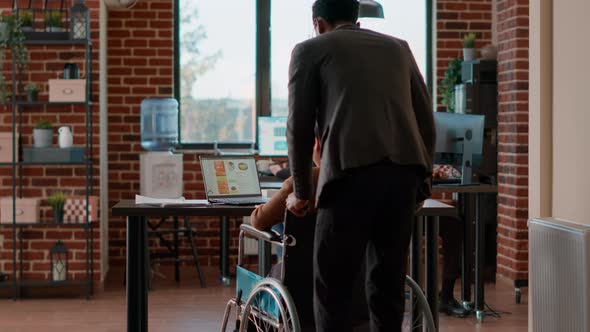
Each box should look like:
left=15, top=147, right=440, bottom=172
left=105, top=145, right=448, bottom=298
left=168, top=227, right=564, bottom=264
left=0, top=267, right=528, bottom=332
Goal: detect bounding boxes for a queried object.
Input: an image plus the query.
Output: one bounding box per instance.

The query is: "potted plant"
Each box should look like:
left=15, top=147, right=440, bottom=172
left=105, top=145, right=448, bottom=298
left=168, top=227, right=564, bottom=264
left=48, top=191, right=66, bottom=224
left=25, top=83, right=39, bottom=102
left=0, top=13, right=28, bottom=103
left=438, top=58, right=462, bottom=113
left=33, top=119, right=53, bottom=148
left=44, top=10, right=62, bottom=32
left=19, top=10, right=33, bottom=32
left=463, top=32, right=477, bottom=61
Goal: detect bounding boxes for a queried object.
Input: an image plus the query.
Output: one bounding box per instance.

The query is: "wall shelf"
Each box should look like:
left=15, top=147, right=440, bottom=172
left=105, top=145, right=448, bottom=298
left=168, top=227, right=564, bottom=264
left=3, top=29, right=95, bottom=300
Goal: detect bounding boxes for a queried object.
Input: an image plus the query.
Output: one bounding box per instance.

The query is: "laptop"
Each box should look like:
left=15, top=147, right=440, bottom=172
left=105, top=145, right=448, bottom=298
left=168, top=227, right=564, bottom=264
left=199, top=155, right=270, bottom=205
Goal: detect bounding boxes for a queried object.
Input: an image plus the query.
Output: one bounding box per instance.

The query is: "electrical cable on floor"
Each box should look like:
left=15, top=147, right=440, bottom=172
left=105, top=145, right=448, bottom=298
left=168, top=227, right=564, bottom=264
left=481, top=302, right=512, bottom=319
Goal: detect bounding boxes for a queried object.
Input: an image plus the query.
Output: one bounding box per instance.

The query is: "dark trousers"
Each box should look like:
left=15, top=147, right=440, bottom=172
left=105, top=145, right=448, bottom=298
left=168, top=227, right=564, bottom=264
left=313, top=162, right=420, bottom=332
left=440, top=216, right=462, bottom=281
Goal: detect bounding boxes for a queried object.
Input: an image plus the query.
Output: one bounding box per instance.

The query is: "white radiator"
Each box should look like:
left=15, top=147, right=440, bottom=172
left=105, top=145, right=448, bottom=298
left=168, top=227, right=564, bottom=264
left=530, top=218, right=590, bottom=332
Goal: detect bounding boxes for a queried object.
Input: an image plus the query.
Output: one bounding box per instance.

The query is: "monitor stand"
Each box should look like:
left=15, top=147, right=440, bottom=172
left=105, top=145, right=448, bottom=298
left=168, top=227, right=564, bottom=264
left=461, top=129, right=475, bottom=185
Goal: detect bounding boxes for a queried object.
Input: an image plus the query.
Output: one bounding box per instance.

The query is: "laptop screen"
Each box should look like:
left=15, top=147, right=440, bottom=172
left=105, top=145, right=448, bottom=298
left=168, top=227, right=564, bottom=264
left=201, top=156, right=261, bottom=197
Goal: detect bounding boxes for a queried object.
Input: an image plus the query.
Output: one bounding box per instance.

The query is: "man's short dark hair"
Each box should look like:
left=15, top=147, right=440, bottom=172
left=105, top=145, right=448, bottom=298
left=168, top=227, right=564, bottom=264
left=312, top=0, right=359, bottom=25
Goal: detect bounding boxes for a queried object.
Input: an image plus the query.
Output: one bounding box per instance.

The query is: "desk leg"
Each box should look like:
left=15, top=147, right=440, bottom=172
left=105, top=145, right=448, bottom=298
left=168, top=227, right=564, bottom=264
left=127, top=216, right=148, bottom=332
left=410, top=216, right=424, bottom=332
left=173, top=216, right=180, bottom=283
left=461, top=194, right=473, bottom=309
left=425, top=216, right=439, bottom=330
left=475, top=193, right=485, bottom=323
left=220, top=216, right=231, bottom=286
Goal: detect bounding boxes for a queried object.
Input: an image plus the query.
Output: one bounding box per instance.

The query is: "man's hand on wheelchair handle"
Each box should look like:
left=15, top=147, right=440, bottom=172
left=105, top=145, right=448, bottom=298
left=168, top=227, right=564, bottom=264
left=286, top=192, right=310, bottom=217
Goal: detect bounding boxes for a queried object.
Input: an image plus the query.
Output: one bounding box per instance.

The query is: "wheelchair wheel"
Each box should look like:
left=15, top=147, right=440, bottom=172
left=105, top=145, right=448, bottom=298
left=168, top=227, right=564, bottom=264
left=403, top=275, right=436, bottom=332
left=239, top=278, right=301, bottom=332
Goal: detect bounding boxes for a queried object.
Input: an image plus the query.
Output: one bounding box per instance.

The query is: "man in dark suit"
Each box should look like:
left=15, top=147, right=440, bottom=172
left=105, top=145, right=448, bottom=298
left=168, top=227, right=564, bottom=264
left=285, top=1, right=435, bottom=331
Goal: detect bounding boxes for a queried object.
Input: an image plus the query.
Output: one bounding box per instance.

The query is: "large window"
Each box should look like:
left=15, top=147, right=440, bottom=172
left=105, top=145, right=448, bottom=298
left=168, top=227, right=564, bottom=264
left=178, top=0, right=256, bottom=144
left=177, top=0, right=427, bottom=146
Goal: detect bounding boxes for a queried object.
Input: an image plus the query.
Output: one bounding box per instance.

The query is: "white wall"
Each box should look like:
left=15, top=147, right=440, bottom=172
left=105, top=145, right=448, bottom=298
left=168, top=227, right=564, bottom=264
left=530, top=0, right=590, bottom=330
left=551, top=0, right=590, bottom=224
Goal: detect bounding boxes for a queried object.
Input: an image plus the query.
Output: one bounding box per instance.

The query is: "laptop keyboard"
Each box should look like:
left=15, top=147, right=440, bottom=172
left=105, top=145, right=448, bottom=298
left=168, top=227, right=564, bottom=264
left=210, top=197, right=270, bottom=205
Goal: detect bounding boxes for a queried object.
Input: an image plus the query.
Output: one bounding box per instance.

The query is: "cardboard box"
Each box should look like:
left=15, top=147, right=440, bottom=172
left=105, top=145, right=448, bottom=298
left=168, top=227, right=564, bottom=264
left=0, top=198, right=41, bottom=224
left=0, top=132, right=14, bottom=163
left=63, top=195, right=99, bottom=224
left=140, top=152, right=183, bottom=198
left=48, top=79, right=86, bottom=102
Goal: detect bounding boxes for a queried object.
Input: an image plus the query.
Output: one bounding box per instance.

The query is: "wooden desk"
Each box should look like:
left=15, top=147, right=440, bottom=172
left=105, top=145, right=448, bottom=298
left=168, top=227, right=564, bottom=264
left=432, top=184, right=498, bottom=323
left=413, top=199, right=457, bottom=330
left=112, top=201, right=255, bottom=332
left=113, top=199, right=456, bottom=332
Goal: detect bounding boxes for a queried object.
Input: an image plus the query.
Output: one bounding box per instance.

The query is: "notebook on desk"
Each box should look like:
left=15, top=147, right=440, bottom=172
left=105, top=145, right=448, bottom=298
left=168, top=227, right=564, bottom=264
left=199, top=155, right=270, bottom=206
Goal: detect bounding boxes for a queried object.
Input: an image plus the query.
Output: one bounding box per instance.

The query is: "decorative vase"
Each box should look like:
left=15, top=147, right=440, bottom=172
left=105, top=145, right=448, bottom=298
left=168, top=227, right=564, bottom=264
left=481, top=44, right=498, bottom=60
left=0, top=22, right=8, bottom=41
left=53, top=208, right=64, bottom=224
left=463, top=48, right=477, bottom=61
left=58, top=126, right=73, bottom=148
left=26, top=90, right=38, bottom=102
left=33, top=128, right=53, bottom=148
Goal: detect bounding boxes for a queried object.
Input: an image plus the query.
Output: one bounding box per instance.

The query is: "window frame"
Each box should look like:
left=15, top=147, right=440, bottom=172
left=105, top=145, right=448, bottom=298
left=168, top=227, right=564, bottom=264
left=174, top=0, right=433, bottom=149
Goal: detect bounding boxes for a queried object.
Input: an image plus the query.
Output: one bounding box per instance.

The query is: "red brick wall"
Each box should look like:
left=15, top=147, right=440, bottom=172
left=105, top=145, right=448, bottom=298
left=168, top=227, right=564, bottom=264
left=0, top=0, right=101, bottom=282
left=102, top=0, right=529, bottom=284
left=436, top=0, right=493, bottom=112
left=435, top=0, right=531, bottom=283
left=107, top=0, right=241, bottom=270
left=495, top=0, right=529, bottom=282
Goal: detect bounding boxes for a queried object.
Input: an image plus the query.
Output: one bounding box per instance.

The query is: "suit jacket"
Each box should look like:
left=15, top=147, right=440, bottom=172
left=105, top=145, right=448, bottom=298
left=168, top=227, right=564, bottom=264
left=287, top=25, right=435, bottom=204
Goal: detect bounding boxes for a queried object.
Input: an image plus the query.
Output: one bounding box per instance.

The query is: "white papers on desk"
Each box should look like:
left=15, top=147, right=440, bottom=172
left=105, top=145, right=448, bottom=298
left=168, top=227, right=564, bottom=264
left=135, top=195, right=209, bottom=207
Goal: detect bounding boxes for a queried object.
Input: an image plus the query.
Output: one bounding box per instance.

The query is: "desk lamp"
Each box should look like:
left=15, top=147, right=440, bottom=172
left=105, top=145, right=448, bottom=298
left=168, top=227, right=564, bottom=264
left=358, top=0, right=384, bottom=18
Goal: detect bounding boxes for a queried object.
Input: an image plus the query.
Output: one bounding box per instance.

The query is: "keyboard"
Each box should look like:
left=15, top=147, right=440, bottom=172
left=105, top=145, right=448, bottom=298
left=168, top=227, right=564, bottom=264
left=433, top=178, right=462, bottom=185
left=209, top=197, right=270, bottom=205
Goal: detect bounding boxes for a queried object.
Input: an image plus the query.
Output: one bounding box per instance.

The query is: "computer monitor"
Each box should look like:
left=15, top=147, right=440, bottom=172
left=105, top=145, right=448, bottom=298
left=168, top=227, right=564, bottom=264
left=434, top=112, right=485, bottom=184
left=257, top=116, right=288, bottom=157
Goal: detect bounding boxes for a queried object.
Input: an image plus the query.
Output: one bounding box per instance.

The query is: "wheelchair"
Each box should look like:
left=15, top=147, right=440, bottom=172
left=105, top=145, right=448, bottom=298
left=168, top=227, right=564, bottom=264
left=220, top=211, right=435, bottom=332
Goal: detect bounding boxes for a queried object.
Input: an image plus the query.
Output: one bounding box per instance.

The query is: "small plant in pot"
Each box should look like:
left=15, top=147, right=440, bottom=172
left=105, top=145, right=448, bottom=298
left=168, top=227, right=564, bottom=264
left=19, top=10, right=33, bottom=32
left=463, top=32, right=477, bottom=61
left=33, top=119, right=53, bottom=148
left=25, top=83, right=39, bottom=102
left=44, top=10, right=62, bottom=32
left=48, top=191, right=66, bottom=224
